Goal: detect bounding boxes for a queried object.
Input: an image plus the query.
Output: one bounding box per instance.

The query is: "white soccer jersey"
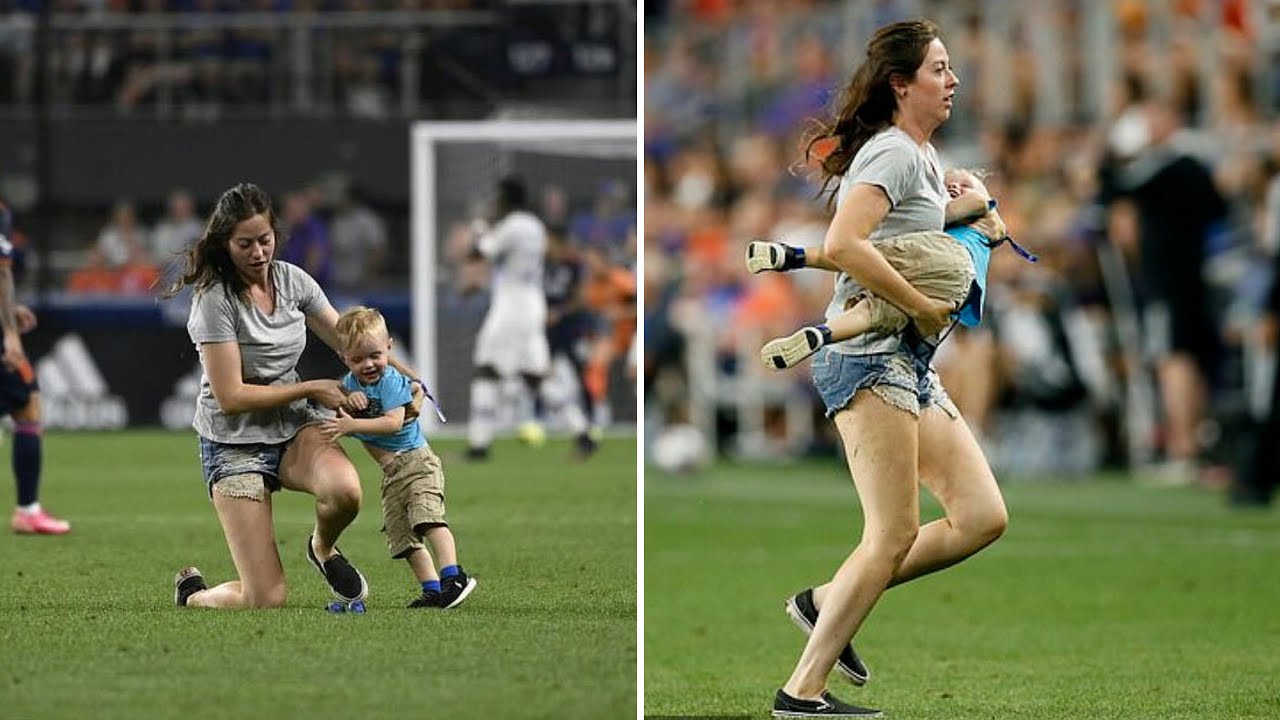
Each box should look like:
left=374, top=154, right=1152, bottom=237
left=474, top=209, right=550, bottom=376
left=477, top=210, right=548, bottom=317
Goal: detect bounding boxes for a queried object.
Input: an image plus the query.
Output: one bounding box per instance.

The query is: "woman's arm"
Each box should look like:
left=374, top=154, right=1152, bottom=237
left=824, top=183, right=954, bottom=336
left=202, top=340, right=342, bottom=413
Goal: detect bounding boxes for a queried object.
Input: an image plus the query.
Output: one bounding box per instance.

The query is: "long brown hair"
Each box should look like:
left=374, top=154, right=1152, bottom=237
left=165, top=182, right=280, bottom=300
left=806, top=19, right=939, bottom=204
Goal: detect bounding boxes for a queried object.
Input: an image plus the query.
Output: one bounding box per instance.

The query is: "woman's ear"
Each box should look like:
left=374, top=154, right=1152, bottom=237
left=889, top=73, right=909, bottom=98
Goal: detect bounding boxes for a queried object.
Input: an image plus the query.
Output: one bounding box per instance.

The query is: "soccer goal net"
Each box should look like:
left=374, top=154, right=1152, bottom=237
left=409, top=119, right=637, bottom=433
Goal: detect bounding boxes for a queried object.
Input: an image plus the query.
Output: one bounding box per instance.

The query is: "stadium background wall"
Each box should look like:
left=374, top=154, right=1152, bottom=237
left=18, top=303, right=634, bottom=431
left=0, top=118, right=411, bottom=207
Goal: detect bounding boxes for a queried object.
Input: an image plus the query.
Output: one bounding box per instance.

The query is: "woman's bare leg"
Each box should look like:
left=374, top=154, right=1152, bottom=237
left=782, top=391, right=920, bottom=699
left=187, top=490, right=287, bottom=609
left=811, top=402, right=1006, bottom=605
left=280, top=425, right=362, bottom=558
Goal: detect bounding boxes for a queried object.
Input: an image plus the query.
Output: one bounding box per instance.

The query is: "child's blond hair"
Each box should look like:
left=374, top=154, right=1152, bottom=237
left=335, top=306, right=389, bottom=353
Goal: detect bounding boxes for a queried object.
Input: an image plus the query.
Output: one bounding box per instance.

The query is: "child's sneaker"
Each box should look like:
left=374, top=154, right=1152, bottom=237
left=174, top=567, right=207, bottom=607
left=11, top=507, right=71, bottom=535
left=440, top=569, right=477, bottom=609
left=407, top=590, right=443, bottom=608
left=762, top=327, right=825, bottom=370
left=747, top=241, right=787, bottom=273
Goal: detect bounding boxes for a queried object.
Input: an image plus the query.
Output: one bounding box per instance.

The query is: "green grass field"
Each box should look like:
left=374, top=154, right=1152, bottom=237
left=0, top=431, right=636, bottom=720
left=645, top=460, right=1280, bottom=719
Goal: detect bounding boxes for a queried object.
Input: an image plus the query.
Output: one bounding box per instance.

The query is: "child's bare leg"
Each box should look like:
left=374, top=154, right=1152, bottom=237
left=406, top=547, right=439, bottom=583
left=760, top=300, right=874, bottom=370
left=826, top=301, right=874, bottom=342
left=424, top=525, right=458, bottom=569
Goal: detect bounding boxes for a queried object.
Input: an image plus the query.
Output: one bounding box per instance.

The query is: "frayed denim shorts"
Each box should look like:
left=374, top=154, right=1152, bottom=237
left=811, top=344, right=958, bottom=419
left=198, top=436, right=287, bottom=498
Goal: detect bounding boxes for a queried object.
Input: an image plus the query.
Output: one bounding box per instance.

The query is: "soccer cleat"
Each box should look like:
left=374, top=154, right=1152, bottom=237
left=573, top=432, right=600, bottom=460
left=785, top=588, right=871, bottom=686
left=11, top=508, right=71, bottom=535
left=306, top=534, right=369, bottom=603
left=174, top=566, right=207, bottom=607
left=464, top=446, right=491, bottom=462
left=772, top=689, right=882, bottom=718
left=747, top=241, right=787, bottom=273
left=762, top=327, right=825, bottom=370
left=439, top=569, right=477, bottom=609
left=407, top=590, right=443, bottom=609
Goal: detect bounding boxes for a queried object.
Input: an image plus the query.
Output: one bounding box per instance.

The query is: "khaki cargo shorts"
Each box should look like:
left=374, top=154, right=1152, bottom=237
left=855, top=230, right=976, bottom=339
left=378, top=445, right=447, bottom=559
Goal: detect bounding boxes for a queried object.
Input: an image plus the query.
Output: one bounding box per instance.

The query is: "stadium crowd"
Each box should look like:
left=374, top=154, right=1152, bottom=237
left=644, top=0, right=1280, bottom=504
left=0, top=0, right=626, bottom=118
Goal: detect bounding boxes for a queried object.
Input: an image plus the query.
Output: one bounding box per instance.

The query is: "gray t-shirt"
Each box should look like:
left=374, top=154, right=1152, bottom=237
left=825, top=126, right=949, bottom=355
left=187, top=261, right=333, bottom=444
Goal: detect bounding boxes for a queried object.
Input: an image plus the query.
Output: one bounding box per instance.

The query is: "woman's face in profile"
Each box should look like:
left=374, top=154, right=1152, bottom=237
left=902, top=38, right=958, bottom=128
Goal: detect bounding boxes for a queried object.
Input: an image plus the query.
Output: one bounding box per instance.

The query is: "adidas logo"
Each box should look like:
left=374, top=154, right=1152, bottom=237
left=35, top=333, right=128, bottom=429
left=161, top=365, right=201, bottom=430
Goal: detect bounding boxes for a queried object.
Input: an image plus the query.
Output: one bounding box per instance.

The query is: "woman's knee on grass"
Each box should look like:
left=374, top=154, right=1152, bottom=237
left=243, top=581, right=288, bottom=609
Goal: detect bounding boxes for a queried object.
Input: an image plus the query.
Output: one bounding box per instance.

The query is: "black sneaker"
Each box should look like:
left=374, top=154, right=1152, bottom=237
left=407, top=590, right=442, bottom=608
left=785, top=588, right=871, bottom=686
left=573, top=432, right=599, bottom=460
left=439, top=568, right=477, bottom=609
left=174, top=566, right=206, bottom=607
left=772, top=689, right=882, bottom=718
left=306, top=534, right=368, bottom=603
left=464, top=446, right=490, bottom=461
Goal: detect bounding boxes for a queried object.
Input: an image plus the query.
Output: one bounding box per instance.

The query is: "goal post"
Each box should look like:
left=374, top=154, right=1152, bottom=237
left=409, top=119, right=638, bottom=432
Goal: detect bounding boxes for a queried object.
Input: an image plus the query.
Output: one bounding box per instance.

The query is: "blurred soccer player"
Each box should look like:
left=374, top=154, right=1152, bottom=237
left=1, top=203, right=70, bottom=535
left=466, top=176, right=594, bottom=460
left=581, top=246, right=636, bottom=429
left=541, top=226, right=597, bottom=456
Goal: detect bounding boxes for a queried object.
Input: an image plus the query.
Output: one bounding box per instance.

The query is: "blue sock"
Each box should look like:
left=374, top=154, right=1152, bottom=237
left=440, top=565, right=460, bottom=579
left=13, top=422, right=41, bottom=507
left=422, top=580, right=441, bottom=594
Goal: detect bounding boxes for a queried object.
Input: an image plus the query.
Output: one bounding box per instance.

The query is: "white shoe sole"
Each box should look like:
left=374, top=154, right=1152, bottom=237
left=747, top=242, right=781, bottom=274
left=762, top=328, right=821, bottom=370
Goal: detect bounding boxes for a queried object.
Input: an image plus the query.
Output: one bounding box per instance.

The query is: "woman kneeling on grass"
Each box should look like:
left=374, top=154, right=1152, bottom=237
left=167, top=182, right=413, bottom=610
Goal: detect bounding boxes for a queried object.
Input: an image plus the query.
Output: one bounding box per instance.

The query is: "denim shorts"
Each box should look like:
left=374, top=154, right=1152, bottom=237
left=811, top=343, right=958, bottom=419
left=198, top=436, right=287, bottom=497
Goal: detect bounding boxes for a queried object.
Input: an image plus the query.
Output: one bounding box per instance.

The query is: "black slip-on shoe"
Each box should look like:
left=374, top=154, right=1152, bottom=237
left=306, top=534, right=368, bottom=603
left=174, top=566, right=206, bottom=607
left=772, top=689, right=882, bottom=718
left=785, top=588, right=871, bottom=686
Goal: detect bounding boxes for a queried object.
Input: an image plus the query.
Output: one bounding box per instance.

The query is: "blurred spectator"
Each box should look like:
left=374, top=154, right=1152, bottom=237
left=569, top=179, right=635, bottom=262
left=96, top=200, right=151, bottom=269
left=279, top=190, right=332, bottom=288
left=327, top=183, right=387, bottom=293
left=151, top=188, right=203, bottom=263
left=66, top=247, right=119, bottom=294
left=1103, top=92, right=1228, bottom=479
